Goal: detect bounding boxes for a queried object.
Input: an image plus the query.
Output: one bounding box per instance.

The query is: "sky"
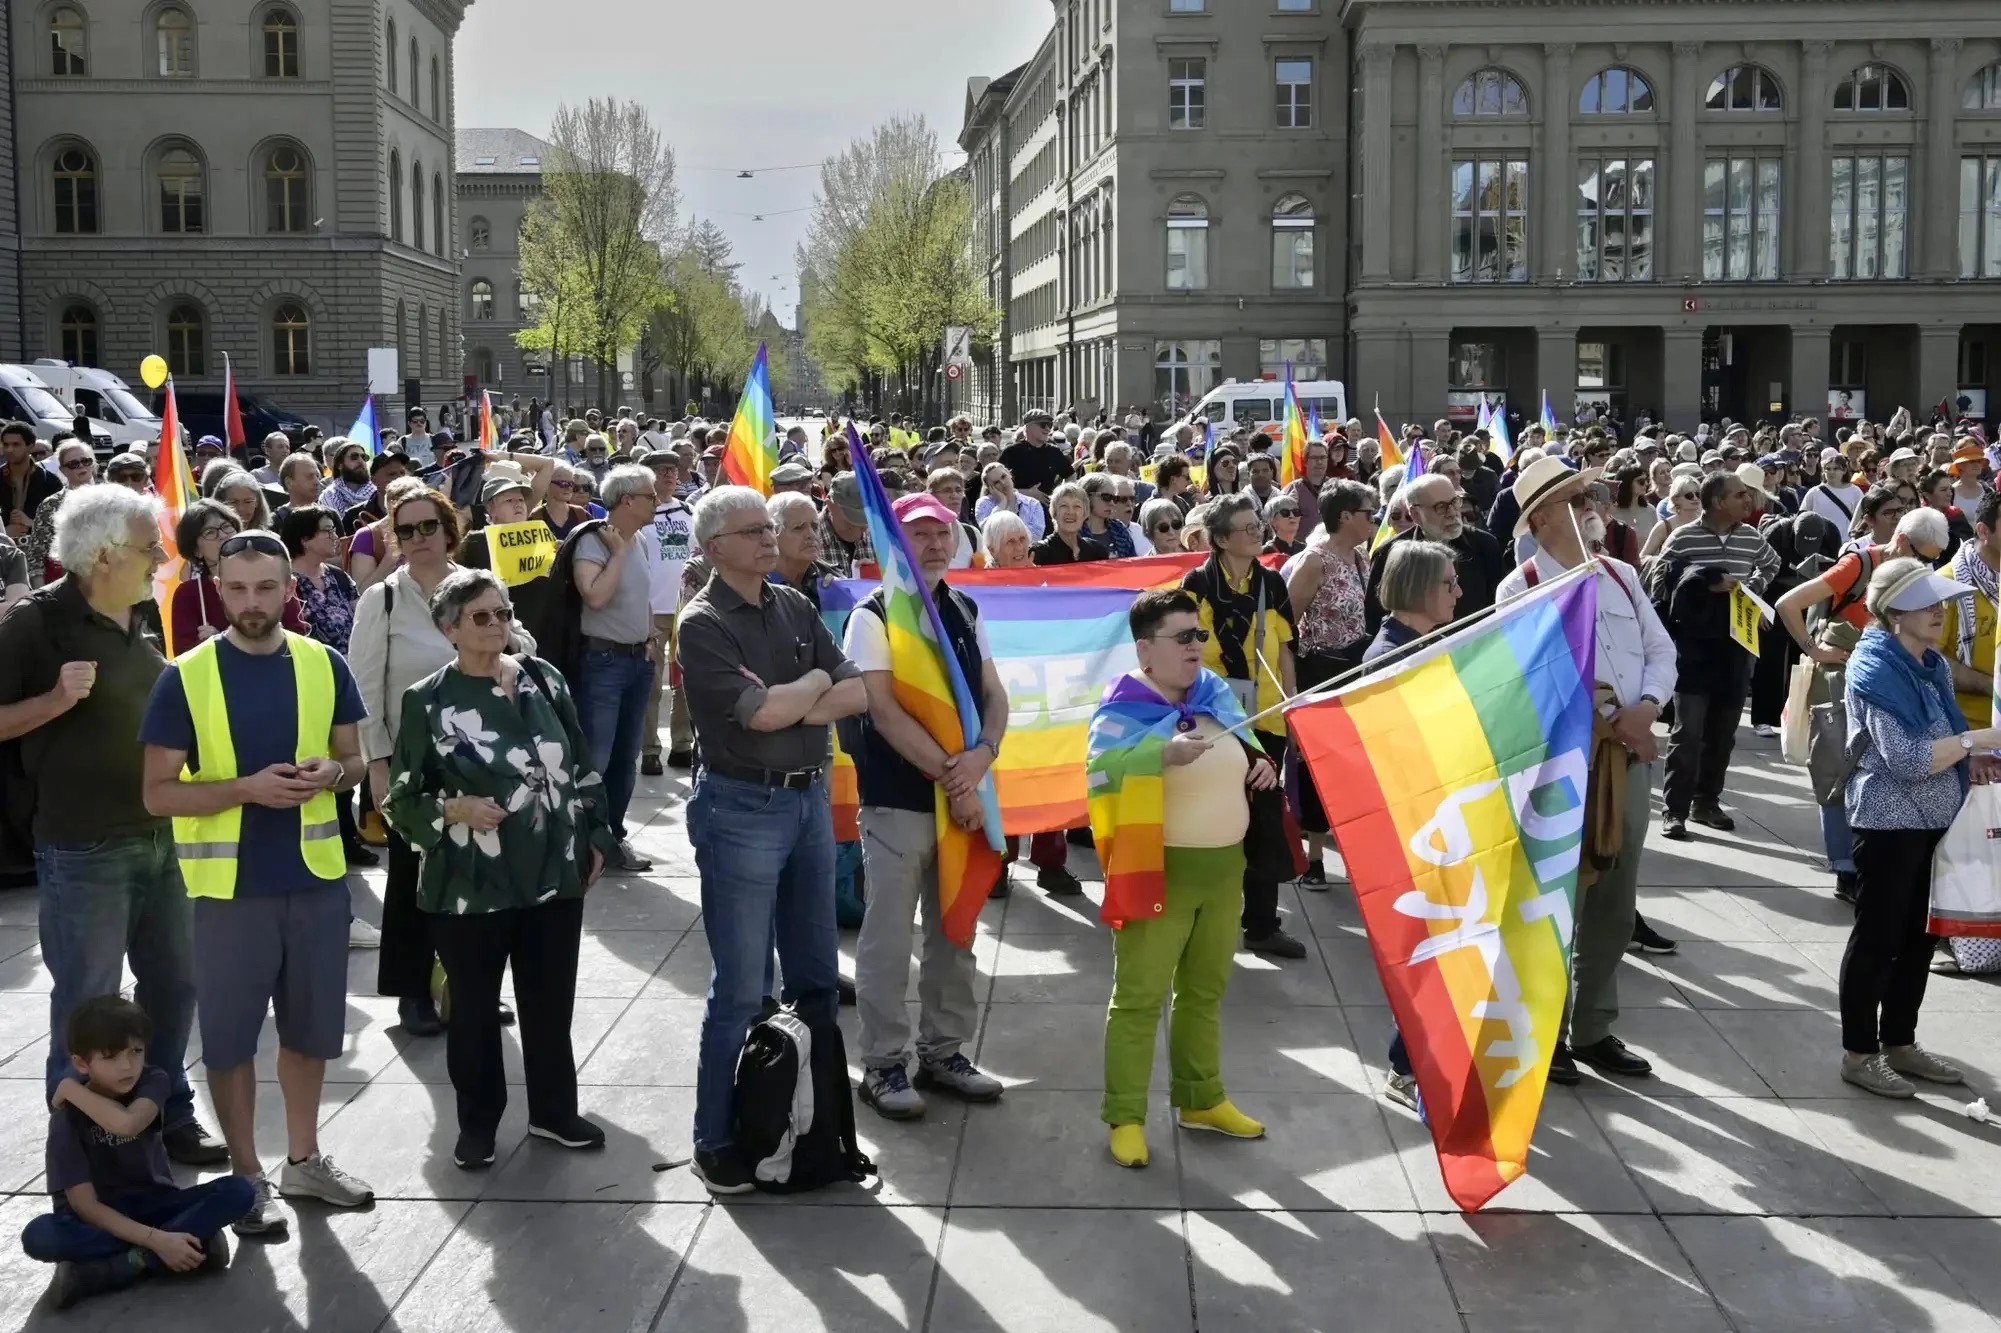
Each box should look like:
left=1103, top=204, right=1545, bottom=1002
left=455, top=0, right=1053, bottom=327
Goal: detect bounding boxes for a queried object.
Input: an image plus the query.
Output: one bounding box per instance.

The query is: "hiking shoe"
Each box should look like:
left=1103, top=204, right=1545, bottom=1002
left=1842, top=1052, right=1917, bottom=1098
left=1179, top=1101, right=1265, bottom=1139
left=1887, top=1043, right=1964, bottom=1084
left=1660, top=814, right=1689, bottom=841
left=1244, top=927, right=1307, bottom=960
left=453, top=1132, right=496, bottom=1170
left=1384, top=1071, right=1420, bottom=1112
left=162, top=1119, right=229, bottom=1166
left=693, top=1146, right=756, bottom=1195
left=1298, top=863, right=1329, bottom=891
left=49, top=1252, right=146, bottom=1309
left=915, top=1052, right=1003, bottom=1102
left=1547, top=1046, right=1582, bottom=1086
left=1108, top=1123, right=1149, bottom=1168
left=231, top=1173, right=289, bottom=1236
left=641, top=753, right=664, bottom=776
left=614, top=839, right=653, bottom=872
left=1571, top=1036, right=1652, bottom=1078
left=277, top=1153, right=374, bottom=1207
left=1037, top=865, right=1084, bottom=897
left=529, top=1115, right=607, bottom=1150
left=196, top=1230, right=230, bottom=1275
left=1629, top=917, right=1678, bottom=955
left=859, top=1065, right=926, bottom=1120
left=1689, top=804, right=1736, bottom=832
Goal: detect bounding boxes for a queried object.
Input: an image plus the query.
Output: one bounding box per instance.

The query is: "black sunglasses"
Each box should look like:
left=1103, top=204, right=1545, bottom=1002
left=395, top=518, right=444, bottom=541
left=1272, top=506, right=1298, bottom=518
left=218, top=532, right=287, bottom=560
left=1151, top=628, right=1211, bottom=645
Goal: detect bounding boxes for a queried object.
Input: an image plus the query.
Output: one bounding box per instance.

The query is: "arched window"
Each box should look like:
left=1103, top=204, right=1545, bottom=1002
left=418, top=304, right=429, bottom=380
left=411, top=162, right=424, bottom=251
left=393, top=297, right=406, bottom=372
left=1580, top=66, right=1653, bottom=114
left=50, top=7, right=86, bottom=76
left=157, top=146, right=204, bottom=233
left=469, top=216, right=491, bottom=251
left=1453, top=67, right=1528, bottom=116
left=431, top=172, right=444, bottom=256
left=471, top=279, right=494, bottom=319
left=156, top=6, right=194, bottom=77
left=1165, top=195, right=1209, bottom=291
left=52, top=145, right=98, bottom=234
left=385, top=17, right=396, bottom=91
left=166, top=303, right=206, bottom=376
left=1965, top=63, right=2001, bottom=110
left=1705, top=64, right=1782, bottom=111
left=429, top=56, right=440, bottom=120
left=388, top=148, right=403, bottom=241
left=264, top=143, right=307, bottom=232
left=271, top=302, right=309, bottom=375
left=407, top=37, right=418, bottom=100
left=262, top=8, right=297, bottom=77
left=435, top=308, right=446, bottom=378
left=1271, top=194, right=1314, bottom=290
left=1834, top=63, right=1910, bottom=112
left=60, top=304, right=98, bottom=366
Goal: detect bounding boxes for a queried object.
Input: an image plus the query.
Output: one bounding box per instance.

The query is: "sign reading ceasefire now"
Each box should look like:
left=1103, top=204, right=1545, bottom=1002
left=487, top=521, right=557, bottom=587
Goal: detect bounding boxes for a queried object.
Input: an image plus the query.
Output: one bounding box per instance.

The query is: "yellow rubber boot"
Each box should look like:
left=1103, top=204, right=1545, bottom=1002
left=1179, top=1100, right=1266, bottom=1139
left=1108, top=1123, right=1150, bottom=1168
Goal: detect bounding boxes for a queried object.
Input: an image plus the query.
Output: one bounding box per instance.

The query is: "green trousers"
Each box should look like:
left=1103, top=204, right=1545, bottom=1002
left=1565, top=760, right=1653, bottom=1048
left=1102, top=843, right=1246, bottom=1126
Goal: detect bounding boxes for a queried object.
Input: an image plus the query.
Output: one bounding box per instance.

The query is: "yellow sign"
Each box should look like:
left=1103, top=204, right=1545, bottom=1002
left=1729, top=583, right=1772, bottom=658
left=1138, top=463, right=1207, bottom=488
left=487, top=521, right=556, bottom=588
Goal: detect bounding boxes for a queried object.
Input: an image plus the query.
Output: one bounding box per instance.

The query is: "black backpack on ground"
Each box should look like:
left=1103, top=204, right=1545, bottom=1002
left=522, top=517, right=610, bottom=684
left=732, top=1008, right=876, bottom=1194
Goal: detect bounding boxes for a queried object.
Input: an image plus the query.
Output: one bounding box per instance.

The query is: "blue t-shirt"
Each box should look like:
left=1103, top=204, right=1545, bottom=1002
left=140, top=636, right=367, bottom=894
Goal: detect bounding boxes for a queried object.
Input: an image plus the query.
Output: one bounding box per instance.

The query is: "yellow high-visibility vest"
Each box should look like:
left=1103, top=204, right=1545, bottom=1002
left=172, top=631, right=344, bottom=900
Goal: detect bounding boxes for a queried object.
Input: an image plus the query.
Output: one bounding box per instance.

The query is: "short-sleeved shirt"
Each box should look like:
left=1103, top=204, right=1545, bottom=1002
left=1822, top=544, right=1887, bottom=631
left=575, top=528, right=655, bottom=645
left=139, top=636, right=368, bottom=894
left=676, top=575, right=859, bottom=773
left=647, top=502, right=695, bottom=615
left=46, top=1068, right=175, bottom=1208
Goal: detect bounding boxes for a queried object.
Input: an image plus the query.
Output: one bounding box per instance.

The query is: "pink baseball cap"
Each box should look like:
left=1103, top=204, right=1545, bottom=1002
left=892, top=492, right=958, bottom=528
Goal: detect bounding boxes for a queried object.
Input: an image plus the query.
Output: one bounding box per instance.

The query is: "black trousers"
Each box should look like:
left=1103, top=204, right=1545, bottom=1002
left=1749, top=633, right=1801, bottom=729
left=377, top=827, right=437, bottom=998
left=1841, top=826, right=1945, bottom=1054
left=429, top=896, right=584, bottom=1138
left=1661, top=683, right=1747, bottom=817
left=1240, top=729, right=1289, bottom=937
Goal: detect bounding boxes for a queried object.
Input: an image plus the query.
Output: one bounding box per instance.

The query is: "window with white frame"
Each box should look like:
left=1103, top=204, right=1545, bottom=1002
left=1270, top=195, right=1314, bottom=289
left=1702, top=157, right=1781, bottom=280
left=1169, top=58, right=1205, bottom=130
left=1575, top=158, right=1654, bottom=281
left=1275, top=59, right=1312, bottom=128
left=1166, top=195, right=1209, bottom=290
left=1154, top=340, right=1221, bottom=417
left=1451, top=159, right=1529, bottom=283
left=1829, top=155, right=1907, bottom=279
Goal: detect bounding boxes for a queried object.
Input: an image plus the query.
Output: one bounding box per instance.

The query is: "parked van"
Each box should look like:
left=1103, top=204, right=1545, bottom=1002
left=1168, top=379, right=1348, bottom=441
left=0, top=365, right=114, bottom=456
left=28, top=361, right=162, bottom=448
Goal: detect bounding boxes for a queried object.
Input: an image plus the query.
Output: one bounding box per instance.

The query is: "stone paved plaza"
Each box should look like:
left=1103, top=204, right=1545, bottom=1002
left=5, top=734, right=2001, bottom=1330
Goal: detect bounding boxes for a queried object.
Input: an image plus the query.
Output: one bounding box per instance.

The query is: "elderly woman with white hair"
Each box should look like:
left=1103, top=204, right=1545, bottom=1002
left=981, top=510, right=1033, bottom=569
left=1033, top=482, right=1108, bottom=565
left=1137, top=498, right=1185, bottom=554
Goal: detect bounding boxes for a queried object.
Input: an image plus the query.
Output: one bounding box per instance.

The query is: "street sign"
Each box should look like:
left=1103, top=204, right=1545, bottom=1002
left=945, top=363, right=963, bottom=381
left=944, top=326, right=972, bottom=370
left=367, top=348, right=399, bottom=395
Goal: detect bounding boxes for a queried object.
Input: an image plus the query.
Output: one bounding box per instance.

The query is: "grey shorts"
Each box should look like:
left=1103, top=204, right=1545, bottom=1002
left=192, top=883, right=350, bottom=1069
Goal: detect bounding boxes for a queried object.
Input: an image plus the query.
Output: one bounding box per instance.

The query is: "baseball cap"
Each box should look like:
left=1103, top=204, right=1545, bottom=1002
left=195, top=435, right=224, bottom=451
left=370, top=449, right=411, bottom=476
left=770, top=460, right=814, bottom=486
left=830, top=473, right=865, bottom=526
left=892, top=492, right=958, bottom=528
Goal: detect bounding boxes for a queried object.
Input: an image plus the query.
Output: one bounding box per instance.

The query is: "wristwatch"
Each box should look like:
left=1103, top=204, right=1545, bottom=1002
left=1639, top=694, right=1663, bottom=709
left=1961, top=732, right=1977, bottom=753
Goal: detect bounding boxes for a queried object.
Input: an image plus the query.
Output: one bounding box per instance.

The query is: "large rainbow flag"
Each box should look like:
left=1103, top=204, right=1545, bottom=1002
left=1279, top=362, right=1309, bottom=486
left=721, top=341, right=778, bottom=495
left=1287, top=567, right=1598, bottom=1211
left=152, top=378, right=198, bottom=657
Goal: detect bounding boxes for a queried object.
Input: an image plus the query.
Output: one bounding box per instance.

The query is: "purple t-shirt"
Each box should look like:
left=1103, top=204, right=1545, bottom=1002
left=46, top=1067, right=175, bottom=1207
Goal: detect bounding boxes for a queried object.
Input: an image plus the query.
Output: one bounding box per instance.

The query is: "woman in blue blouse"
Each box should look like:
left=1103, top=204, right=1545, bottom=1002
left=1839, top=557, right=2001, bottom=1097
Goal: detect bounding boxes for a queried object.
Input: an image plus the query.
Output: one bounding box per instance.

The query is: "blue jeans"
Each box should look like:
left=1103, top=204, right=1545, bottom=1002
left=1821, top=802, right=1857, bottom=875
left=688, top=772, right=839, bottom=1153
left=36, top=830, right=197, bottom=1131
left=577, top=649, right=654, bottom=840
left=21, top=1177, right=255, bottom=1265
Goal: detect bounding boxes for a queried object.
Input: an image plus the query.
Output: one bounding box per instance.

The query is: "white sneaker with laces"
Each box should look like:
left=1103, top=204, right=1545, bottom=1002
left=277, top=1152, right=375, bottom=1207
left=1841, top=1052, right=1917, bottom=1099
left=231, top=1173, right=289, bottom=1236
left=1887, top=1042, right=1964, bottom=1084
left=348, top=917, right=382, bottom=949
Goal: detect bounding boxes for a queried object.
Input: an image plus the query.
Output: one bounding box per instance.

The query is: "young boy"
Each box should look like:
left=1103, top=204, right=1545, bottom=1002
left=20, top=996, right=255, bottom=1309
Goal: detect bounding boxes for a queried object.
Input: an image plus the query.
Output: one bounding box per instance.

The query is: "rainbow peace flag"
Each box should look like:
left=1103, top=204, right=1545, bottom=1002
left=1280, top=362, right=1309, bottom=486
left=1369, top=429, right=1426, bottom=555
left=1374, top=403, right=1403, bottom=469
left=1539, top=390, right=1559, bottom=440
left=722, top=341, right=778, bottom=495
left=1489, top=402, right=1515, bottom=465
left=478, top=391, right=498, bottom=450
left=1287, top=567, right=1598, bottom=1211
left=152, top=378, right=198, bottom=657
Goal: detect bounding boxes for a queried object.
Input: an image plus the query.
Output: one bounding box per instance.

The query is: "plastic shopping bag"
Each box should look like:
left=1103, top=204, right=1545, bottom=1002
left=1929, top=783, right=2001, bottom=938
left=1779, top=658, right=1815, bottom=766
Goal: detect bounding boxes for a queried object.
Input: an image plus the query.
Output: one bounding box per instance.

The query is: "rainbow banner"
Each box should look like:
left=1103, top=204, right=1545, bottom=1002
left=1280, top=361, right=1309, bottom=486
left=722, top=341, right=778, bottom=495
left=1287, top=567, right=1598, bottom=1211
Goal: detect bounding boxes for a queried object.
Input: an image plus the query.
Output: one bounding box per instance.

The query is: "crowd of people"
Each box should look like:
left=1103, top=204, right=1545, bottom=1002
left=2, top=387, right=1999, bottom=1306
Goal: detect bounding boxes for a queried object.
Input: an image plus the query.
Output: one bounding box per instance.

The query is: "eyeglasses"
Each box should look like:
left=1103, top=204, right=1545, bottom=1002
left=1150, top=628, right=1211, bottom=646
left=719, top=521, right=778, bottom=540
left=315, top=522, right=338, bottom=537
left=113, top=538, right=168, bottom=559
left=1419, top=498, right=1460, bottom=517
left=466, top=606, right=515, bottom=627
left=198, top=525, right=235, bottom=543
left=217, top=532, right=287, bottom=560
left=394, top=518, right=444, bottom=541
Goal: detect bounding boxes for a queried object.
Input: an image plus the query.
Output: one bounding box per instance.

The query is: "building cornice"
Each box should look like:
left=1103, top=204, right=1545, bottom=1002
left=19, top=77, right=332, bottom=95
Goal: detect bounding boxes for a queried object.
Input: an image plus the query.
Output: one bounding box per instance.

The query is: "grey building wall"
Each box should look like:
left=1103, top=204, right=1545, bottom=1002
left=0, top=13, right=20, bottom=362
left=456, top=129, right=549, bottom=402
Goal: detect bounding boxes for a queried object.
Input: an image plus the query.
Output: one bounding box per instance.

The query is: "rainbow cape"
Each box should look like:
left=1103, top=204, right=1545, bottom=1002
left=722, top=341, right=778, bottom=495
left=1086, top=669, right=1257, bottom=929
left=1286, top=566, right=1597, bottom=1211
left=1280, top=362, right=1309, bottom=486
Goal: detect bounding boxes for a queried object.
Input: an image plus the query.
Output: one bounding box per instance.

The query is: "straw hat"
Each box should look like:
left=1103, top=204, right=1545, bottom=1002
left=1510, top=456, right=1602, bottom=537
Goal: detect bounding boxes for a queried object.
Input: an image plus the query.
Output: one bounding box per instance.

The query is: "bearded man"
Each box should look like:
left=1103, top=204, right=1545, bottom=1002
left=1363, top=472, right=1507, bottom=635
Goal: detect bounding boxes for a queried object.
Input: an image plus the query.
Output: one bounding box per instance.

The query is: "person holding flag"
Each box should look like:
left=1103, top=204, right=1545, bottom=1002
left=1279, top=365, right=1309, bottom=488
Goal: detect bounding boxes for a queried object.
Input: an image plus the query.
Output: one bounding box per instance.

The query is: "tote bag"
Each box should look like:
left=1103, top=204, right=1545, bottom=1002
left=1929, top=783, right=2001, bottom=939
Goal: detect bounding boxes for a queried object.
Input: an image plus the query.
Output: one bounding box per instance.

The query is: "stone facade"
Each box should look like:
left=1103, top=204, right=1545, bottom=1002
left=8, top=0, right=468, bottom=430
left=456, top=126, right=549, bottom=402
left=964, top=0, right=2001, bottom=433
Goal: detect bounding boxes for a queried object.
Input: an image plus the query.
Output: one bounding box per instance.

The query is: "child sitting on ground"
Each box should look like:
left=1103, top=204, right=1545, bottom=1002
left=19, top=995, right=254, bottom=1309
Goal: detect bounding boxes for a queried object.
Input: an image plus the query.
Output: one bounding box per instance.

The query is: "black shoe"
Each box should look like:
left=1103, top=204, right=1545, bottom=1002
left=529, top=1115, right=607, bottom=1150
left=1835, top=872, right=1860, bottom=906
left=666, top=749, right=694, bottom=771
left=693, top=1145, right=756, bottom=1195
left=497, top=1001, right=515, bottom=1027
left=837, top=976, right=857, bottom=1007
left=49, top=1252, right=146, bottom=1308
left=987, top=873, right=1012, bottom=899
left=452, top=1132, right=497, bottom=1170
left=1629, top=916, right=1678, bottom=956
left=1298, top=864, right=1329, bottom=891
left=343, top=843, right=380, bottom=868
left=398, top=994, right=444, bottom=1038
left=1660, top=814, right=1690, bottom=841
left=1243, top=927, right=1308, bottom=960
left=1689, top=804, right=1735, bottom=832
left=641, top=753, right=664, bottom=777
left=196, top=1230, right=230, bottom=1275
left=1037, top=866, right=1085, bottom=897
left=1547, top=1046, right=1581, bottom=1086
left=1571, top=1035, right=1653, bottom=1078
left=163, top=1119, right=230, bottom=1166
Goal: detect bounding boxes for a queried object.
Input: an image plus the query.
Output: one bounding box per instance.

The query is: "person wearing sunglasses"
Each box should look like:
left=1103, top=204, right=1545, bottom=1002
left=1079, top=473, right=1145, bottom=558
left=381, top=568, right=616, bottom=1168
left=22, top=440, right=99, bottom=582
left=168, top=499, right=306, bottom=656
left=1138, top=498, right=1185, bottom=553
left=1261, top=493, right=1304, bottom=558
left=1090, top=587, right=1278, bottom=1168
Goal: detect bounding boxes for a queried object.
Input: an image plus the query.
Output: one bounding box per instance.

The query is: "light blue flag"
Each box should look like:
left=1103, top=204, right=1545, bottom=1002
left=347, top=396, right=379, bottom=456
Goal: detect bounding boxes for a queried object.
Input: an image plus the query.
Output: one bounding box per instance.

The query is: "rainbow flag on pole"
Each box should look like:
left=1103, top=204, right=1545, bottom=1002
left=1287, top=567, right=1598, bottom=1211
left=152, top=378, right=198, bottom=657
left=478, top=390, right=498, bottom=450
left=1374, top=398, right=1403, bottom=469
left=1539, top=390, right=1559, bottom=440
left=1489, top=403, right=1515, bottom=465
left=1369, top=428, right=1425, bottom=555
left=1280, top=361, right=1308, bottom=486
left=722, top=341, right=778, bottom=495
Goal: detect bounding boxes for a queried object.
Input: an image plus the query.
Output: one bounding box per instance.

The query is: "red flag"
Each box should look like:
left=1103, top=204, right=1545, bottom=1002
left=222, top=353, right=245, bottom=451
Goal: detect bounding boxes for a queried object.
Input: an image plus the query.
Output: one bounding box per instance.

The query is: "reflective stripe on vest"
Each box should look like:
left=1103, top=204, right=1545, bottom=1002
left=171, top=631, right=345, bottom=900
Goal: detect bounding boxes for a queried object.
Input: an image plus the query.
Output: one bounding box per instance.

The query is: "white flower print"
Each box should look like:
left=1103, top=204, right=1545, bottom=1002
left=445, top=818, right=502, bottom=858
left=437, top=706, right=498, bottom=764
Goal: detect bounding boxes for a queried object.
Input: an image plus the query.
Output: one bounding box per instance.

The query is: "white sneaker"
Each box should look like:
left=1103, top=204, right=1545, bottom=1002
left=1753, top=723, right=1779, bottom=738
left=277, top=1152, right=375, bottom=1207
left=231, top=1173, right=289, bottom=1236
left=347, top=917, right=382, bottom=949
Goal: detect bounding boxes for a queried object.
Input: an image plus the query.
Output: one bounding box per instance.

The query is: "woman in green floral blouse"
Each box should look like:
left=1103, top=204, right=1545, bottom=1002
left=384, top=567, right=619, bottom=1169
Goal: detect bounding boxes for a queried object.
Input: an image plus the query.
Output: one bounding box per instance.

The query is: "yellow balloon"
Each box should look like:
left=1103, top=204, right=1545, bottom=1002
left=139, top=355, right=168, bottom=390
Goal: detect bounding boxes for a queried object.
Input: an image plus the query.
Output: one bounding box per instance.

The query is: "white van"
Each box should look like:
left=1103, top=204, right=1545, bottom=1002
left=1170, top=378, right=1348, bottom=440
left=27, top=360, right=162, bottom=448
left=0, top=365, right=114, bottom=456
